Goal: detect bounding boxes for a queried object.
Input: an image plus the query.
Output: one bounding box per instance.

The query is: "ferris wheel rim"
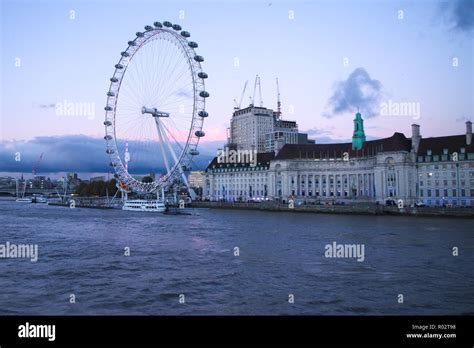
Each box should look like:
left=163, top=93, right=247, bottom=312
left=103, top=22, right=209, bottom=194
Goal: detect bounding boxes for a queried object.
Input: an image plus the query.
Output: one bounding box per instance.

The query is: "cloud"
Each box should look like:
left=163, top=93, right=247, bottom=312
left=441, top=0, right=474, bottom=32
left=323, top=68, right=382, bottom=118
left=0, top=135, right=214, bottom=174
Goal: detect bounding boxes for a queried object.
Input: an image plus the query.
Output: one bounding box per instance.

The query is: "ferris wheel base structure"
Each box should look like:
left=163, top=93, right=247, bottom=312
left=103, top=20, right=209, bottom=201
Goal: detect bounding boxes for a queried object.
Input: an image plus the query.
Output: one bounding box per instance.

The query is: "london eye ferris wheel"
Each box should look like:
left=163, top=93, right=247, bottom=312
left=103, top=21, right=209, bottom=195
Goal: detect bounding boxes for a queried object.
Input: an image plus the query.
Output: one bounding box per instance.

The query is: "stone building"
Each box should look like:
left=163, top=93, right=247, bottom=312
left=205, top=113, right=474, bottom=206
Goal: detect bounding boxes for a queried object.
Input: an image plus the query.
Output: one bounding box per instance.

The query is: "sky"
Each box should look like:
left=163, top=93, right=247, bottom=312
left=0, top=0, right=473, bottom=176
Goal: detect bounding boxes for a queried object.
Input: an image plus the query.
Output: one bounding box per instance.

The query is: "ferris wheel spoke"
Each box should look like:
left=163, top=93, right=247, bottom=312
left=152, top=40, right=176, bottom=102
left=155, top=83, right=193, bottom=110
left=160, top=121, right=194, bottom=193
left=155, top=51, right=190, bottom=105
left=150, top=40, right=173, bottom=101
left=155, top=61, right=191, bottom=105
left=163, top=117, right=190, bottom=145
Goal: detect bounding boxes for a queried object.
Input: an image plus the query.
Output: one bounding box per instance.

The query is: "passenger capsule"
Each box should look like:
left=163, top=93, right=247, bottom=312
left=110, top=162, right=117, bottom=167
left=198, top=72, right=208, bottom=79
left=128, top=40, right=137, bottom=46
left=172, top=24, right=182, bottom=31
left=104, top=135, right=113, bottom=140
left=198, top=111, right=208, bottom=118
left=180, top=31, right=190, bottom=38
left=107, top=91, right=115, bottom=97
left=188, top=41, right=198, bottom=48
left=144, top=25, right=153, bottom=31
left=163, top=21, right=172, bottom=27
left=121, top=51, right=129, bottom=57
left=194, top=55, right=204, bottom=62
left=104, top=120, right=112, bottom=126
left=115, top=64, right=124, bottom=69
left=110, top=77, right=118, bottom=83
left=106, top=149, right=115, bottom=154
left=189, top=149, right=199, bottom=156
left=136, top=32, right=144, bottom=37
left=199, top=91, right=210, bottom=98
left=195, top=130, right=205, bottom=137
left=104, top=106, right=113, bottom=111
left=154, top=22, right=163, bottom=28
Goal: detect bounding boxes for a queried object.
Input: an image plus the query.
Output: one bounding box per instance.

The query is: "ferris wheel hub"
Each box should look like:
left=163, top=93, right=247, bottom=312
left=141, top=106, right=170, bottom=118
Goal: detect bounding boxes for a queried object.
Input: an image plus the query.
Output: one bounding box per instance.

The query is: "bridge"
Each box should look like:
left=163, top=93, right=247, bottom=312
left=0, top=188, right=73, bottom=197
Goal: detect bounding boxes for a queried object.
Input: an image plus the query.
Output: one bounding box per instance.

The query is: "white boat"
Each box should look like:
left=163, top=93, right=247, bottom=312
left=16, top=197, right=32, bottom=203
left=122, top=199, right=166, bottom=212
left=32, top=196, right=47, bottom=203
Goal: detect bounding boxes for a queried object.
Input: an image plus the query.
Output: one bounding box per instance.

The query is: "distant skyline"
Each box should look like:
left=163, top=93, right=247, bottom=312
left=1, top=0, right=473, bottom=174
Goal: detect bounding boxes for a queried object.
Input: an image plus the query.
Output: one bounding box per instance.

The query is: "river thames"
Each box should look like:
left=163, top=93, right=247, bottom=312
left=0, top=198, right=472, bottom=315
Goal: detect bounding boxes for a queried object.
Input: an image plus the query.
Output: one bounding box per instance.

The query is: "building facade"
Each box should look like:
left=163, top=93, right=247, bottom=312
left=204, top=153, right=273, bottom=202
left=205, top=114, right=474, bottom=206
left=230, top=106, right=274, bottom=152
left=188, top=171, right=205, bottom=188
left=265, top=119, right=299, bottom=152
left=230, top=105, right=309, bottom=153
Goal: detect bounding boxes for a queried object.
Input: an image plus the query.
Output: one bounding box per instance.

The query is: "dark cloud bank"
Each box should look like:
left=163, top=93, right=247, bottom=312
left=0, top=135, right=215, bottom=174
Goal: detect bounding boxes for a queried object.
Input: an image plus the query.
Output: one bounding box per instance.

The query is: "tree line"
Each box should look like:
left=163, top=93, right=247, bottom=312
left=74, top=176, right=154, bottom=197
left=74, top=179, right=118, bottom=197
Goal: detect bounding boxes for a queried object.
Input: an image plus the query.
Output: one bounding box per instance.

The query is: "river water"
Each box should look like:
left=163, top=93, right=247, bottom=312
left=0, top=198, right=472, bottom=315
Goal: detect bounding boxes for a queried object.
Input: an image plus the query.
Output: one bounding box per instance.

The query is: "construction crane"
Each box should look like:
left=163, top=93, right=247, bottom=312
left=32, top=152, right=44, bottom=175
left=233, top=80, right=248, bottom=110
left=252, top=75, right=263, bottom=107
left=276, top=78, right=282, bottom=119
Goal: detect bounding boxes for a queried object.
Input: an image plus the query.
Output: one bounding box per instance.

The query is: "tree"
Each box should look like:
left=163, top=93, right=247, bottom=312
left=74, top=179, right=118, bottom=197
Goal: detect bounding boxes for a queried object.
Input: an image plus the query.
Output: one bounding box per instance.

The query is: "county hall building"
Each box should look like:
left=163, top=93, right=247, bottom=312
left=204, top=110, right=474, bottom=207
